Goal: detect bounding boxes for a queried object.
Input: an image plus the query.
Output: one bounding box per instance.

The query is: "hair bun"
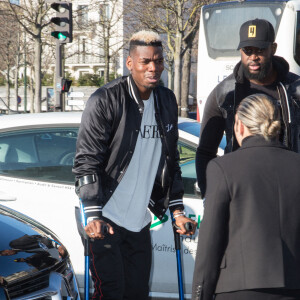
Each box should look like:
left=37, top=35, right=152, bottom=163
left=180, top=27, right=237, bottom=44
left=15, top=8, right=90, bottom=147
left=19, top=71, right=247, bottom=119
left=267, top=120, right=281, bottom=139
left=236, top=94, right=281, bottom=141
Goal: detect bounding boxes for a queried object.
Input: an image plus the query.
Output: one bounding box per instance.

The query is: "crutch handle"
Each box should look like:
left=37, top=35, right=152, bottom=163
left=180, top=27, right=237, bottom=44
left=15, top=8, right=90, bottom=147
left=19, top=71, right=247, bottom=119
left=173, top=221, right=194, bottom=233
left=185, top=222, right=194, bottom=233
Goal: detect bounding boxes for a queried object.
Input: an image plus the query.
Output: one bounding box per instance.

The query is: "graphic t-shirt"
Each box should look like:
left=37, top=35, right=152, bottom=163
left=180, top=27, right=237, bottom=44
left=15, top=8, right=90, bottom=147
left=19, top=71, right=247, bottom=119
left=103, top=92, right=162, bottom=232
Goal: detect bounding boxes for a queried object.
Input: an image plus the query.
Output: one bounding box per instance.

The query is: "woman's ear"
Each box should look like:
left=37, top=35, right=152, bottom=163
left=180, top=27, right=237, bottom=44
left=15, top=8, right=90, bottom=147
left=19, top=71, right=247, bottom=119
left=234, top=115, right=244, bottom=146
left=238, top=119, right=245, bottom=136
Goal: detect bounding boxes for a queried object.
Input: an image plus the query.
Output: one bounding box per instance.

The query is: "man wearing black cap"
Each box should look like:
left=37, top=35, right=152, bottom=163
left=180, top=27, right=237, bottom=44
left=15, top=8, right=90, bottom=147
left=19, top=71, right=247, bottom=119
left=196, top=18, right=300, bottom=198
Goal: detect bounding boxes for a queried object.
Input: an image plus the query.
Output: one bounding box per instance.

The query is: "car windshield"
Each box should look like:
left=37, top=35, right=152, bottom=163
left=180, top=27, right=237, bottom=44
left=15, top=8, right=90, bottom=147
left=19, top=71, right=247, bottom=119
left=178, top=121, right=226, bottom=150
left=0, top=128, right=78, bottom=184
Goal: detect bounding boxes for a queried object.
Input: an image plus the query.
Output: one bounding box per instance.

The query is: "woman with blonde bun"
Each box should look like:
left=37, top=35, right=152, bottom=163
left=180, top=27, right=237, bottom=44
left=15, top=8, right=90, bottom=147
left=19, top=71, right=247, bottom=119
left=235, top=93, right=281, bottom=144
left=193, top=94, right=300, bottom=300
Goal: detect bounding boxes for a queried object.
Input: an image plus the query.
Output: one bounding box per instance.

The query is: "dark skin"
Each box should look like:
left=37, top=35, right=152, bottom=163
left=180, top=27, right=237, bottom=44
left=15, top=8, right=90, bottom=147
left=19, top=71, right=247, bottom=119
left=240, top=43, right=278, bottom=85
left=85, top=44, right=197, bottom=239
left=126, top=45, right=164, bottom=99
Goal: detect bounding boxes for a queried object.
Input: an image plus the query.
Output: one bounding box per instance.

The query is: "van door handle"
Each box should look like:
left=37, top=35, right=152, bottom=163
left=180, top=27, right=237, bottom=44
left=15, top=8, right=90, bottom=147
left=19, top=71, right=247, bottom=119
left=0, top=191, right=17, bottom=201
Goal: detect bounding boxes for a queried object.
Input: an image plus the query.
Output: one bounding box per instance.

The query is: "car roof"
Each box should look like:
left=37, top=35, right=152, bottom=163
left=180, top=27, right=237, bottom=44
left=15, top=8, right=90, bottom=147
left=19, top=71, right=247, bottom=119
left=0, top=113, right=197, bottom=133
left=0, top=113, right=226, bottom=151
left=0, top=112, right=82, bottom=132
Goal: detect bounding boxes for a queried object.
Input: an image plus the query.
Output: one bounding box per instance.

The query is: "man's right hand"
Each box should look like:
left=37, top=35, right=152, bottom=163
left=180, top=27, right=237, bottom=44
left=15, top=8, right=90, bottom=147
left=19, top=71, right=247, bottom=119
left=85, top=219, right=114, bottom=239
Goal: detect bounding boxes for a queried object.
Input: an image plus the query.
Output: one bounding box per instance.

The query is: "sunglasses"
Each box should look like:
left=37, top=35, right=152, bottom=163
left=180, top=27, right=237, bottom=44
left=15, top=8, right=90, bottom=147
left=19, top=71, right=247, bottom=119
left=241, top=47, right=266, bottom=56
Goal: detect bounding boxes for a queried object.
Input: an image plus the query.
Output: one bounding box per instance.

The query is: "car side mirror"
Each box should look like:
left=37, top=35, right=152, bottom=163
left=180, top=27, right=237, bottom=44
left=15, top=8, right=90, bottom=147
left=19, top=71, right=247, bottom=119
left=194, top=182, right=202, bottom=199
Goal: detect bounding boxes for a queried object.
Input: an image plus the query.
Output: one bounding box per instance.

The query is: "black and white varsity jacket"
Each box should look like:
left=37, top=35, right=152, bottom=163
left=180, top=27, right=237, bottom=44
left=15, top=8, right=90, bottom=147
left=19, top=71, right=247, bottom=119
left=72, top=75, right=184, bottom=222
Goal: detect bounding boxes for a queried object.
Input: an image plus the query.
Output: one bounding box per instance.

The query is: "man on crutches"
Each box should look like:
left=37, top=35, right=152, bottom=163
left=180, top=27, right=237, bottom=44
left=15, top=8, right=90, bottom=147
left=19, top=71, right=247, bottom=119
left=73, top=30, right=196, bottom=300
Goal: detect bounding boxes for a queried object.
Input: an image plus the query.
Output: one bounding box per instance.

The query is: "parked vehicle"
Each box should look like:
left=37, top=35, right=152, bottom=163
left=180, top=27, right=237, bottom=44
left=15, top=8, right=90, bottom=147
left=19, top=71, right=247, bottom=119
left=197, top=0, right=300, bottom=121
left=0, top=203, right=80, bottom=299
left=0, top=112, right=224, bottom=298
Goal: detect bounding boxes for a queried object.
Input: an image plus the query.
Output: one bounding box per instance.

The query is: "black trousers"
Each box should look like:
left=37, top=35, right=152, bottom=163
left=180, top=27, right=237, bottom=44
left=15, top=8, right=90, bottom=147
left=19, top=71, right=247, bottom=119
left=215, top=289, right=300, bottom=300
left=89, top=218, right=152, bottom=300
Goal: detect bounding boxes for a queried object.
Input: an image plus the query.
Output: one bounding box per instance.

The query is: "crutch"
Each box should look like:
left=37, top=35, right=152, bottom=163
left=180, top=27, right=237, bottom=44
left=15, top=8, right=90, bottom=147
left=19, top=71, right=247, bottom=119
left=171, top=212, right=194, bottom=300
left=79, top=201, right=90, bottom=300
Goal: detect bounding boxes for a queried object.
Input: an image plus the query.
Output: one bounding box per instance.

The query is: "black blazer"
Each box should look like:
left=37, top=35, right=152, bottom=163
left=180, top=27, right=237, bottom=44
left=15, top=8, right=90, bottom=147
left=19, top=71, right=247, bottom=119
left=192, top=135, right=300, bottom=300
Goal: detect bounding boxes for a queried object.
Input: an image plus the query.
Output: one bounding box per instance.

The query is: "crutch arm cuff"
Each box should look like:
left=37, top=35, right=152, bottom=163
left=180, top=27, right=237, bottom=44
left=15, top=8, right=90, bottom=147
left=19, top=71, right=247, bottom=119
left=75, top=174, right=96, bottom=192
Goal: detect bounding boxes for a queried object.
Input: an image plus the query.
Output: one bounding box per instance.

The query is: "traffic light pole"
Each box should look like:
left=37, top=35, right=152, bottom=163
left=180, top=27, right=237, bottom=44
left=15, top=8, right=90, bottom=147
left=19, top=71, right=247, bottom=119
left=24, top=32, right=27, bottom=113
left=48, top=0, right=72, bottom=111
left=55, top=41, right=63, bottom=111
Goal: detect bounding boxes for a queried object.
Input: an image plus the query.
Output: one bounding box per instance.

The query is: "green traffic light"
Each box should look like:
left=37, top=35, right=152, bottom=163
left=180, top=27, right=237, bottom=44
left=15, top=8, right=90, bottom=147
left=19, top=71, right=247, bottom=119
left=58, top=32, right=67, bottom=40
left=51, top=31, right=67, bottom=41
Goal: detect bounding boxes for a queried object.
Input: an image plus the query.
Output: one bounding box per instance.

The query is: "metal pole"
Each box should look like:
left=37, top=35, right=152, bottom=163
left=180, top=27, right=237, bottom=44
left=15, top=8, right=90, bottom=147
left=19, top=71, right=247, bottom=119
left=24, top=32, right=27, bottom=113
left=55, top=41, right=63, bottom=111
left=62, top=43, right=65, bottom=112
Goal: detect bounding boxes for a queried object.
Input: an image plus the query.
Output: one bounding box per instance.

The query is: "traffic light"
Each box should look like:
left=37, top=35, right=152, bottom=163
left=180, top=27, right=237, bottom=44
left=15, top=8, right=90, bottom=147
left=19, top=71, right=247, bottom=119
left=61, top=78, right=72, bottom=93
left=50, top=2, right=72, bottom=43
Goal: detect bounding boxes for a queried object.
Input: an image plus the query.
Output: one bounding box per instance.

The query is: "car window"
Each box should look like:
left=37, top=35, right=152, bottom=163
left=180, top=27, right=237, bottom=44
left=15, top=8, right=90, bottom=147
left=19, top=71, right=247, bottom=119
left=0, top=128, right=78, bottom=184
left=178, top=141, right=196, bottom=197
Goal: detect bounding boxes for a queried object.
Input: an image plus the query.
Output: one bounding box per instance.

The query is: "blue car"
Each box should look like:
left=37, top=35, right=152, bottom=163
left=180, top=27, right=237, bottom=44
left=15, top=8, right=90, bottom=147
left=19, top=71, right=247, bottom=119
left=0, top=204, right=80, bottom=299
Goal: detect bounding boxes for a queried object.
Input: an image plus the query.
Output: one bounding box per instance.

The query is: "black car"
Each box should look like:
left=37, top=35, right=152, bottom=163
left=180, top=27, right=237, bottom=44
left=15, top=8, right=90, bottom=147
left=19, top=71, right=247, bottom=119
left=0, top=204, right=80, bottom=300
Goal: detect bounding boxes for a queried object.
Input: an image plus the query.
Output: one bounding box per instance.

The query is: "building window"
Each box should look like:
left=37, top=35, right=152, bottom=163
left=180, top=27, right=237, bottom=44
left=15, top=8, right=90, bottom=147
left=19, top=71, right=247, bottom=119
left=78, top=5, right=88, bottom=29
left=99, top=3, right=110, bottom=20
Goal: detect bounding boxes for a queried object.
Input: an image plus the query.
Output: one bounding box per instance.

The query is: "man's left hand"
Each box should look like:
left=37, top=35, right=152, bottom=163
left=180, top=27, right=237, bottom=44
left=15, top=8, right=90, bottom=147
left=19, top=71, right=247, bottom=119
left=173, top=211, right=197, bottom=236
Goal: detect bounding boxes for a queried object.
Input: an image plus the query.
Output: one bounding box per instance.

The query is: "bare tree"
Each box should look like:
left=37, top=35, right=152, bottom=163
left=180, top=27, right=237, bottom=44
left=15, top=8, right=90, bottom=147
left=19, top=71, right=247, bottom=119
left=6, top=0, right=53, bottom=112
left=0, top=2, right=20, bottom=110
left=127, top=0, right=231, bottom=116
left=99, top=0, right=125, bottom=83
left=180, top=1, right=201, bottom=117
left=127, top=0, right=201, bottom=115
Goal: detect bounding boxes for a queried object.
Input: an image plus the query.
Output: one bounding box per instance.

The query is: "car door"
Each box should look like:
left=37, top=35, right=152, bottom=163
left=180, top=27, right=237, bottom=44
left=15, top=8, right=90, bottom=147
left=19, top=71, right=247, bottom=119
left=0, top=126, right=86, bottom=288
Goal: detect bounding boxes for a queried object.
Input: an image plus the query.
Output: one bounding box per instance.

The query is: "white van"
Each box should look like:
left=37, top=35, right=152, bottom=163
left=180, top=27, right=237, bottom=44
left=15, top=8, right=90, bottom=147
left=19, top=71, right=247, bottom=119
left=197, top=0, right=300, bottom=121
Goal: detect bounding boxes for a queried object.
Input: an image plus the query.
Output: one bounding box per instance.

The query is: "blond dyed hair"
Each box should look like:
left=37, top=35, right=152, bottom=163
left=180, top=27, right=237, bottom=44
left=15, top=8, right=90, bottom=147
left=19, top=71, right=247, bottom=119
left=129, top=31, right=162, bottom=54
left=130, top=31, right=161, bottom=44
left=236, top=94, right=281, bottom=140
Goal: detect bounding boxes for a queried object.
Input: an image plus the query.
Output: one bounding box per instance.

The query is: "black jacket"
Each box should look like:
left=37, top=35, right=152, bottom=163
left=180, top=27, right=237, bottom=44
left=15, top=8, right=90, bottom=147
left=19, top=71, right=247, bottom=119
left=196, top=56, right=300, bottom=196
left=192, top=136, right=300, bottom=300
left=72, top=75, right=184, bottom=221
